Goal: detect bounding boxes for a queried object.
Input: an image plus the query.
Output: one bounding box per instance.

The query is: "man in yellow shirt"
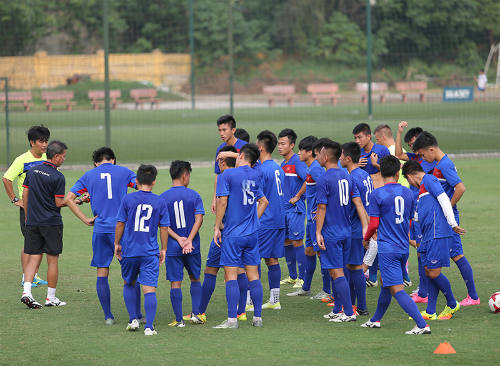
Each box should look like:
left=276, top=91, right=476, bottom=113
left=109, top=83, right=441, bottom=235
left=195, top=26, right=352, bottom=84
left=3, top=125, right=50, bottom=287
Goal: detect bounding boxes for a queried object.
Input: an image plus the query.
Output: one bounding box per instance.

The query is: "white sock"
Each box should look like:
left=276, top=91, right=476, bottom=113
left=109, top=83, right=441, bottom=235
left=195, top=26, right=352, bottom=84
left=23, top=282, right=32, bottom=296
left=228, top=317, right=237, bottom=323
left=246, top=290, right=253, bottom=306
left=270, top=288, right=280, bottom=304
left=22, top=273, right=25, bottom=282
left=47, top=287, right=56, bottom=300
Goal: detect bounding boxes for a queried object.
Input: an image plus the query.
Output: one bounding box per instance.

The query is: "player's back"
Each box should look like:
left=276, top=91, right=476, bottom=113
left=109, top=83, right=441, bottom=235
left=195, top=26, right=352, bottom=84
left=257, top=160, right=285, bottom=229
left=350, top=167, right=373, bottom=238
left=281, top=153, right=307, bottom=212
left=305, top=159, right=324, bottom=221
left=160, top=186, right=205, bottom=255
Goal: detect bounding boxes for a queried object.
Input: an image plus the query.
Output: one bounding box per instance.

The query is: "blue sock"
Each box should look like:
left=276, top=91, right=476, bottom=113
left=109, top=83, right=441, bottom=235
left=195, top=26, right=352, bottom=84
left=190, top=281, right=201, bottom=314
left=433, top=273, right=457, bottom=307
left=417, top=256, right=428, bottom=297
left=321, top=268, right=331, bottom=294
left=295, top=245, right=306, bottom=280
left=332, top=278, right=342, bottom=313
left=394, top=290, right=427, bottom=328
left=135, top=282, right=143, bottom=319
left=96, top=276, right=113, bottom=319
left=143, top=292, right=157, bottom=329
left=369, top=256, right=378, bottom=282
left=352, top=269, right=367, bottom=310
left=333, top=276, right=353, bottom=316
left=284, top=245, right=297, bottom=279
left=267, top=264, right=281, bottom=290
left=249, top=279, right=263, bottom=317
left=237, top=273, right=248, bottom=315
left=225, top=280, right=239, bottom=318
left=199, top=273, right=217, bottom=314
left=303, top=255, right=316, bottom=291
left=170, top=288, right=183, bottom=322
left=455, top=257, right=478, bottom=299
left=371, top=287, right=392, bottom=322
left=426, top=276, right=439, bottom=314
left=345, top=269, right=355, bottom=305
left=123, top=284, right=137, bottom=322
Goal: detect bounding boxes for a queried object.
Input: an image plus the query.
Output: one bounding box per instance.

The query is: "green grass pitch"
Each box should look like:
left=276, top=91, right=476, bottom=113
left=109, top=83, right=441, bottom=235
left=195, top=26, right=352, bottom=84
left=1, top=158, right=499, bottom=365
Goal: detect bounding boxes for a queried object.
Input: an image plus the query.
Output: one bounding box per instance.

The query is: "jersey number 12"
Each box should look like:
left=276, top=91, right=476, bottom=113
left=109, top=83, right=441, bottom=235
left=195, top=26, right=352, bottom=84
left=134, top=204, right=153, bottom=232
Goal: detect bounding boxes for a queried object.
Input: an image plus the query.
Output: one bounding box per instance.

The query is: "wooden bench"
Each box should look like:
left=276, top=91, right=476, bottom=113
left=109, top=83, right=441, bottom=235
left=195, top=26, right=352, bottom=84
left=130, top=88, right=162, bottom=109
left=88, top=90, right=122, bottom=110
left=356, top=82, right=388, bottom=104
left=395, top=81, right=427, bottom=103
left=0, top=92, right=32, bottom=111
left=263, top=85, right=295, bottom=106
left=41, top=91, right=76, bottom=111
left=307, top=83, right=340, bottom=105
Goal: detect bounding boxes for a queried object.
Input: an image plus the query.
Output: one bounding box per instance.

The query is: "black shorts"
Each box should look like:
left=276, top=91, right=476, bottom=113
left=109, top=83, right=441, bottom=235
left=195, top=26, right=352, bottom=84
left=20, top=207, right=26, bottom=237
left=24, top=225, right=63, bottom=255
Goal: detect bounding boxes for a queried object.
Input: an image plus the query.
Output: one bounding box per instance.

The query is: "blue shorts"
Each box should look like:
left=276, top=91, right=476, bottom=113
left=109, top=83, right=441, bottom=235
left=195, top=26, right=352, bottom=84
left=348, top=237, right=364, bottom=266
left=378, top=252, right=409, bottom=287
left=121, top=256, right=159, bottom=287
left=91, top=232, right=115, bottom=268
left=305, top=221, right=319, bottom=251
left=166, top=253, right=201, bottom=282
left=206, top=239, right=222, bottom=268
left=285, top=211, right=305, bottom=241
left=422, top=238, right=451, bottom=269
left=258, top=228, right=285, bottom=258
left=448, top=213, right=463, bottom=257
left=410, top=220, right=423, bottom=244
left=220, top=232, right=260, bottom=267
left=320, top=237, right=351, bottom=270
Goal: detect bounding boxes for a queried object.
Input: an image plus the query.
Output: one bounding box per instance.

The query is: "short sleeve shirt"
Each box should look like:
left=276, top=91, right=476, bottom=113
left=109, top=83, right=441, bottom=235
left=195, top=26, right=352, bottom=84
left=281, top=154, right=308, bottom=213
left=361, top=144, right=390, bottom=175
left=257, top=160, right=286, bottom=229
left=3, top=150, right=46, bottom=197
left=432, top=155, right=462, bottom=214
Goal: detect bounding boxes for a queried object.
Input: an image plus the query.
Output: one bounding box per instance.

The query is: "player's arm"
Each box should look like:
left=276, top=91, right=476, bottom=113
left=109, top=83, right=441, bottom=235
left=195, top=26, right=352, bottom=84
left=22, top=185, right=29, bottom=221
left=217, top=151, right=238, bottom=160
left=435, top=191, right=466, bottom=235
left=186, top=214, right=203, bottom=244
left=363, top=216, right=380, bottom=247
left=211, top=175, right=218, bottom=214
left=290, top=181, right=306, bottom=205
left=114, top=221, right=125, bottom=260
left=213, top=196, right=227, bottom=247
left=315, top=203, right=326, bottom=250
left=2, top=177, right=24, bottom=207
left=395, top=121, right=410, bottom=161
left=450, top=182, right=465, bottom=207
left=159, top=226, right=168, bottom=265
left=256, top=196, right=268, bottom=218
left=352, top=196, right=369, bottom=237
left=370, top=153, right=380, bottom=170
left=64, top=192, right=96, bottom=226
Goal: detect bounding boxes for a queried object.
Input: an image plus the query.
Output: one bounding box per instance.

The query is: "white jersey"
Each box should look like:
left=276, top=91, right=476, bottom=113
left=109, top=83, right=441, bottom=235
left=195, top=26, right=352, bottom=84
left=478, top=74, right=487, bottom=89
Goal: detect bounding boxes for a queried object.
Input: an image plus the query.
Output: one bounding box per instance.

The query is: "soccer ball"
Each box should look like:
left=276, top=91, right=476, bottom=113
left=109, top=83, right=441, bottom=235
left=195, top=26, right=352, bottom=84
left=488, top=292, right=500, bottom=313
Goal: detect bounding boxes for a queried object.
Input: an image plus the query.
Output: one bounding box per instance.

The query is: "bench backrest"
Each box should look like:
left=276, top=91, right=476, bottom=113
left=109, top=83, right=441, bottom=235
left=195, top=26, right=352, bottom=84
left=307, top=83, right=339, bottom=94
left=41, top=91, right=74, bottom=100
left=0, top=91, right=32, bottom=101
left=395, top=81, right=427, bottom=91
left=263, top=85, right=295, bottom=95
left=355, top=82, right=388, bottom=92
left=88, top=90, right=121, bottom=99
left=130, top=88, right=157, bottom=99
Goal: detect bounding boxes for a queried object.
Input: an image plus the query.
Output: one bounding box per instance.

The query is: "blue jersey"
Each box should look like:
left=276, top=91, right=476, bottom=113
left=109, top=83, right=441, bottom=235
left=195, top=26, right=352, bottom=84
left=214, top=139, right=247, bottom=175
left=257, top=159, right=286, bottom=229
left=70, top=163, right=136, bottom=233
left=349, top=167, right=373, bottom=238
left=316, top=167, right=359, bottom=240
left=216, top=165, right=264, bottom=238
left=432, top=155, right=462, bottom=214
left=417, top=174, right=454, bottom=243
left=406, top=152, right=437, bottom=199
left=281, top=154, right=307, bottom=213
left=305, top=160, right=324, bottom=221
left=116, top=190, right=170, bottom=258
left=369, top=183, right=415, bottom=254
left=160, top=186, right=205, bottom=256
left=361, top=143, right=390, bottom=175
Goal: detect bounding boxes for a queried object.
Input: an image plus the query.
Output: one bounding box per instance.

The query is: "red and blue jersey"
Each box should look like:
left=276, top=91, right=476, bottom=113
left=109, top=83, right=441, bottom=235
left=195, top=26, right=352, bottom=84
left=214, top=139, right=247, bottom=175
left=281, top=153, right=308, bottom=213
left=305, top=160, right=324, bottom=221
left=70, top=163, right=136, bottom=233
left=432, top=155, right=462, bottom=214
left=406, top=152, right=437, bottom=199
left=360, top=143, right=390, bottom=175
left=349, top=167, right=373, bottom=238
left=368, top=183, right=415, bottom=254
left=257, top=159, right=286, bottom=229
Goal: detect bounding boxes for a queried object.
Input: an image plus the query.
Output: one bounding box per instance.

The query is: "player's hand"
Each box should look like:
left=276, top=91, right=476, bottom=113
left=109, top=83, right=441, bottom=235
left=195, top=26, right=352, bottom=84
left=289, top=196, right=299, bottom=205
left=359, top=157, right=368, bottom=167
left=182, top=238, right=193, bottom=249
left=316, top=233, right=325, bottom=250
left=84, top=215, right=97, bottom=226
left=214, top=228, right=222, bottom=247
left=114, top=243, right=122, bottom=261
left=373, top=232, right=378, bottom=241
left=76, top=192, right=90, bottom=205
left=159, top=249, right=166, bottom=265
left=14, top=199, right=24, bottom=208
left=211, top=199, right=216, bottom=214
left=398, top=121, right=408, bottom=133
left=453, top=225, right=467, bottom=235
left=216, top=151, right=235, bottom=161
left=370, top=152, right=378, bottom=165
left=182, top=243, right=194, bottom=254
left=409, top=239, right=418, bottom=248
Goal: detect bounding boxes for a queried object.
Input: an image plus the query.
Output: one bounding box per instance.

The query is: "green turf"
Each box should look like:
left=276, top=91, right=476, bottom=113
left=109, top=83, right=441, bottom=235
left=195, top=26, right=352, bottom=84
left=0, top=101, right=498, bottom=167
left=0, top=158, right=499, bottom=366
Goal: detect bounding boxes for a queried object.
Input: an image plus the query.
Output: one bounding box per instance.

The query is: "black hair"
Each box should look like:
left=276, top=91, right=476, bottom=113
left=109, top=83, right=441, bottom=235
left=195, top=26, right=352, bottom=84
left=217, top=114, right=236, bottom=129
left=312, top=137, right=331, bottom=154
left=27, top=125, right=50, bottom=145
left=341, top=142, right=361, bottom=163
left=402, top=160, right=424, bottom=179
left=256, top=130, right=277, bottom=154
left=46, top=140, right=67, bottom=159
left=412, top=131, right=438, bottom=151
left=92, top=147, right=116, bottom=164
left=235, top=128, right=250, bottom=142
left=298, top=136, right=318, bottom=152
left=404, top=127, right=423, bottom=144
left=321, top=139, right=342, bottom=162
left=278, top=128, right=297, bottom=145
left=219, top=145, right=237, bottom=168
left=240, top=143, right=260, bottom=166
left=169, top=160, right=192, bottom=180
left=352, top=123, right=371, bottom=136
left=137, top=164, right=157, bottom=185
left=379, top=155, right=401, bottom=178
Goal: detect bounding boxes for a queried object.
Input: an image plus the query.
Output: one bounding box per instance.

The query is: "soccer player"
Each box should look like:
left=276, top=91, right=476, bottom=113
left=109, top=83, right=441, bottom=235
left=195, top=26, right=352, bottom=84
left=412, top=131, right=479, bottom=306
left=402, top=160, right=466, bottom=320
left=315, top=139, right=368, bottom=323
left=160, top=160, right=205, bottom=327
left=340, top=142, right=372, bottom=315
left=21, top=141, right=68, bottom=309
left=213, top=144, right=268, bottom=328
left=65, top=147, right=137, bottom=324
left=277, top=128, right=307, bottom=288
left=361, top=156, right=430, bottom=335
left=114, top=165, right=170, bottom=336
left=3, top=125, right=50, bottom=288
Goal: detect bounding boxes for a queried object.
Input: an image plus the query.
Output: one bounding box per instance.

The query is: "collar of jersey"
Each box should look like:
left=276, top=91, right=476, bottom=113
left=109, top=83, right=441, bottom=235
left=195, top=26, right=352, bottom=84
left=43, top=161, right=57, bottom=168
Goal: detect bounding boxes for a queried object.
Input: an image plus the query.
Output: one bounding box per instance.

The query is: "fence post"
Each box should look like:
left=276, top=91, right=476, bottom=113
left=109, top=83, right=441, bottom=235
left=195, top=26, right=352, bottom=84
left=1, top=77, right=10, bottom=167
left=189, top=0, right=196, bottom=110
left=228, top=0, right=234, bottom=115
left=103, top=0, right=111, bottom=147
left=366, top=0, right=373, bottom=120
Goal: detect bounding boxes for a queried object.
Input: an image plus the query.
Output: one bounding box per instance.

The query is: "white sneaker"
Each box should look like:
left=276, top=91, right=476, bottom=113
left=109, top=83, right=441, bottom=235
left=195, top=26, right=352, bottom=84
left=361, top=320, right=381, bottom=328
left=405, top=324, right=431, bottom=335
left=105, top=318, right=115, bottom=325
left=287, top=288, right=311, bottom=297
left=144, top=327, right=157, bottom=336
left=366, top=279, right=378, bottom=287
left=45, top=297, right=66, bottom=307
left=323, top=311, right=342, bottom=320
left=292, top=279, right=304, bottom=288
left=21, top=294, right=42, bottom=309
left=213, top=319, right=238, bottom=329
left=329, top=313, right=356, bottom=323
left=126, top=318, right=140, bottom=331
left=403, top=279, right=412, bottom=287
left=310, top=290, right=330, bottom=300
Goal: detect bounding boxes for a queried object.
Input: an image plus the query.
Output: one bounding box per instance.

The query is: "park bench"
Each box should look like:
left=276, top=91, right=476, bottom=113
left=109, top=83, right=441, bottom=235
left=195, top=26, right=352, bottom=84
left=88, top=90, right=122, bottom=110
left=0, top=92, right=32, bottom=111
left=395, top=81, right=427, bottom=103
left=356, top=82, right=388, bottom=104
left=307, top=83, right=340, bottom=105
left=263, top=85, right=295, bottom=106
left=41, top=91, right=76, bottom=111
left=130, top=88, right=162, bottom=109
